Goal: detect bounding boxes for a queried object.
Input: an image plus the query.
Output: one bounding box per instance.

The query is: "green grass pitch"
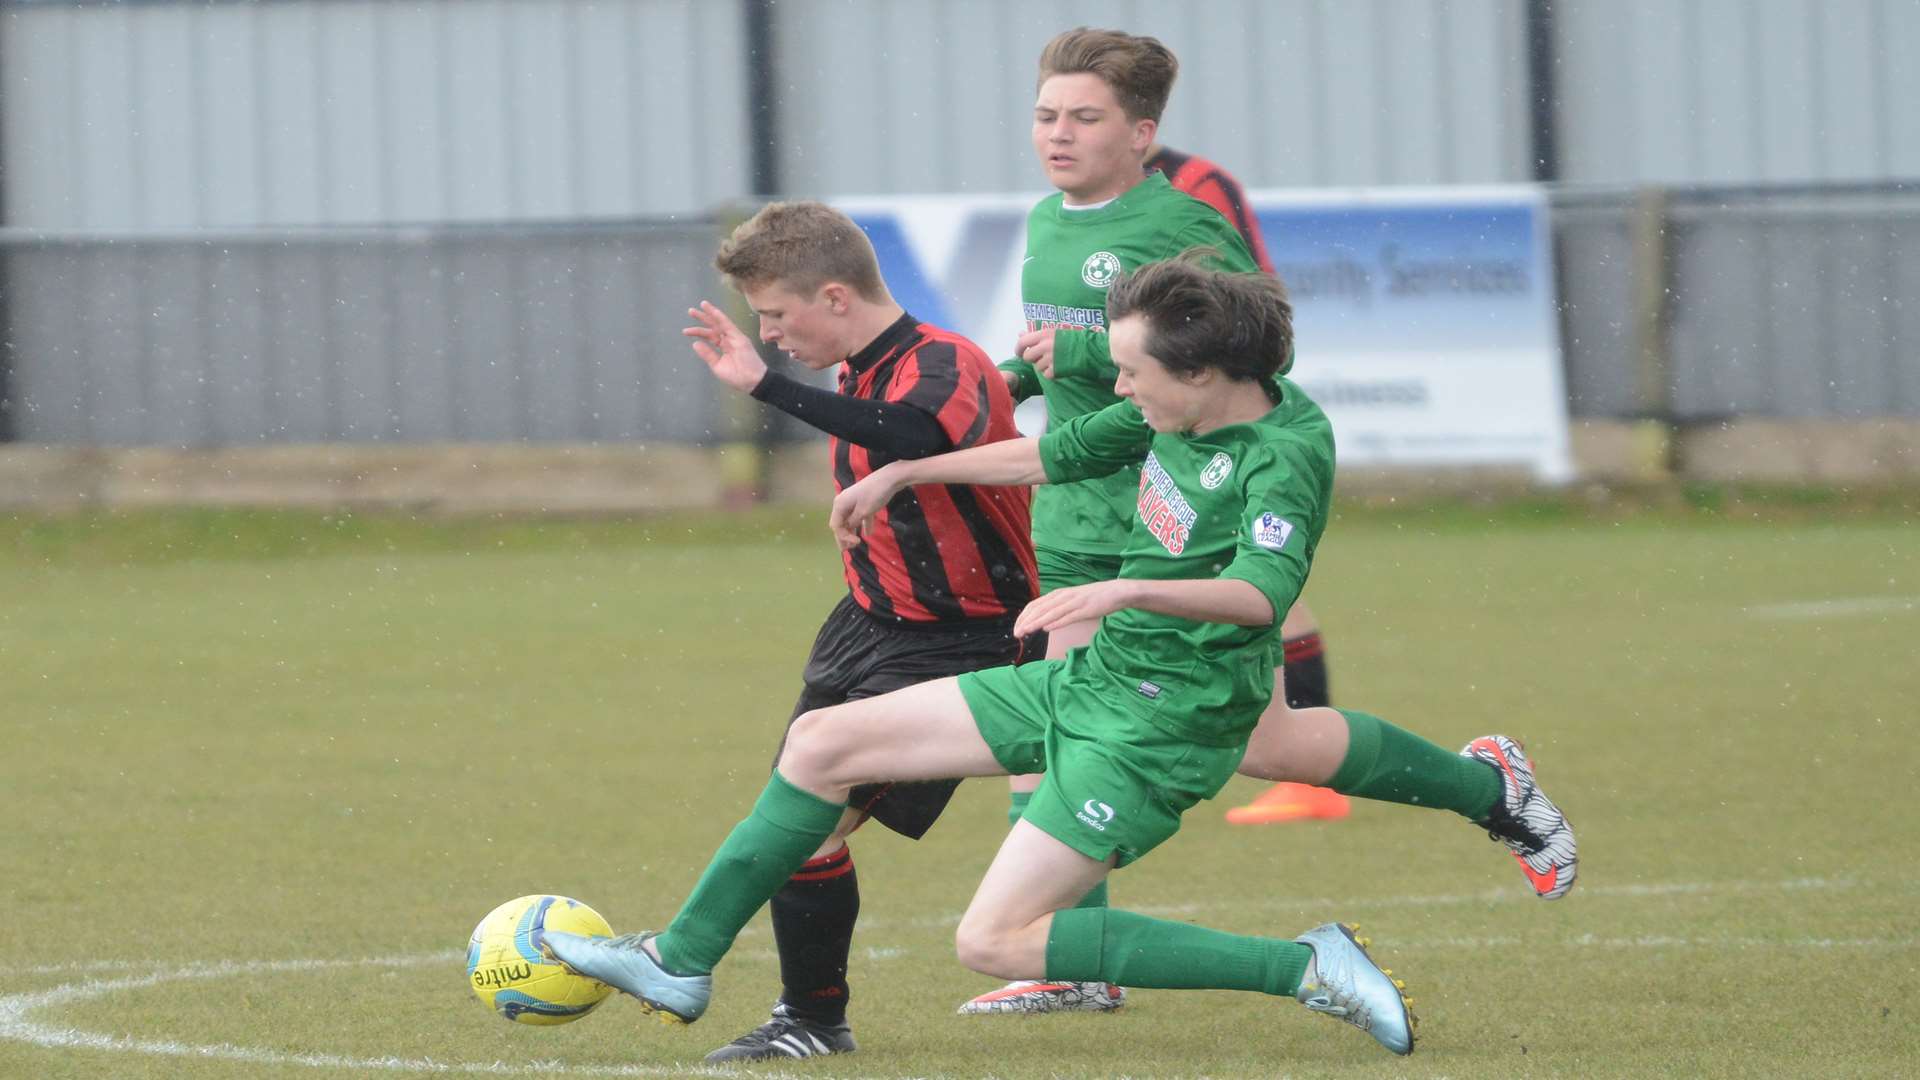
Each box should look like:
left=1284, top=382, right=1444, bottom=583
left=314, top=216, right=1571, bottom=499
left=2, top=499, right=1915, bottom=1079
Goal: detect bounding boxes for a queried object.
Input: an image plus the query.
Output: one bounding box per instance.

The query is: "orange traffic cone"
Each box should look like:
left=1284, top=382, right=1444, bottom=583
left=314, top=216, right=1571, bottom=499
left=1224, top=782, right=1351, bottom=824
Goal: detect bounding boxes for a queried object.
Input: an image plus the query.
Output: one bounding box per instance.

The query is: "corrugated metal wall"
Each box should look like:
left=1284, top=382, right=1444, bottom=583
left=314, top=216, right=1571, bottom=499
left=770, top=0, right=1531, bottom=195
left=0, top=0, right=752, bottom=228
left=1553, top=0, right=1920, bottom=185
left=6, top=0, right=1915, bottom=229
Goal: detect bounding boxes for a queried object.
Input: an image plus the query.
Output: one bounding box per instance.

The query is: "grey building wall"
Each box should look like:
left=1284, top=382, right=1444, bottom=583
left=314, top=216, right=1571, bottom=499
left=6, top=0, right=1917, bottom=230
left=771, top=0, right=1532, bottom=196
left=1552, top=0, right=1920, bottom=184
left=0, top=0, right=752, bottom=228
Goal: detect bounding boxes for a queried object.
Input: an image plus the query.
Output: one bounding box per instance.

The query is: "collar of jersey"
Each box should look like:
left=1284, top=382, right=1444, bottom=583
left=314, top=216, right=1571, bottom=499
left=1049, top=170, right=1170, bottom=220
left=843, top=312, right=921, bottom=376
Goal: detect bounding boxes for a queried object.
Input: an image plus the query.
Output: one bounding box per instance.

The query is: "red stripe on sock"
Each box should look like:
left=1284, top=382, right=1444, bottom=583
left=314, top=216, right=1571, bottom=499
left=790, top=844, right=853, bottom=883
left=1282, top=632, right=1324, bottom=662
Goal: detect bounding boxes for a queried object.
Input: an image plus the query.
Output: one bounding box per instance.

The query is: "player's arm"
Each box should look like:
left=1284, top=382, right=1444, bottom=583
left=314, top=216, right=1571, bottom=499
left=1012, top=577, right=1272, bottom=638
left=1045, top=325, right=1111, bottom=383
left=831, top=435, right=1043, bottom=547
left=831, top=398, right=1152, bottom=547
left=997, top=357, right=1043, bottom=401
left=1214, top=449, right=1325, bottom=630
left=750, top=371, right=949, bottom=458
left=683, top=300, right=949, bottom=458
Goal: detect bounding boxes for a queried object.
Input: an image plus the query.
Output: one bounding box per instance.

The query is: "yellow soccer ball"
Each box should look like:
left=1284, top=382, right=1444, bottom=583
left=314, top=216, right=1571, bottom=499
left=466, top=894, right=615, bottom=1025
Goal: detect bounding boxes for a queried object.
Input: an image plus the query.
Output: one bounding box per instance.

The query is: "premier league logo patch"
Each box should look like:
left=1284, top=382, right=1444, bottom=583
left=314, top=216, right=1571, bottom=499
left=1252, top=512, right=1294, bottom=551
left=1081, top=250, right=1121, bottom=289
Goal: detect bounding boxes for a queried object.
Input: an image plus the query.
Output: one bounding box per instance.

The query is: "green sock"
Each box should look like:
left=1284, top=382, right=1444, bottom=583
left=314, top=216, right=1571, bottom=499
left=1329, top=708, right=1501, bottom=819
left=1006, top=789, right=1032, bottom=828
left=1045, top=907, right=1310, bottom=996
left=1010, top=789, right=1108, bottom=910
left=655, top=770, right=845, bottom=974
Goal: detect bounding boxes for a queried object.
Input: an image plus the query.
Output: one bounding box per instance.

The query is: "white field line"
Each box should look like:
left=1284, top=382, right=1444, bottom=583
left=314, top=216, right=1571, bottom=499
left=1744, top=595, right=1920, bottom=619
left=0, top=874, right=1867, bottom=978
left=0, top=954, right=886, bottom=1079
left=0, top=876, right=1903, bottom=1077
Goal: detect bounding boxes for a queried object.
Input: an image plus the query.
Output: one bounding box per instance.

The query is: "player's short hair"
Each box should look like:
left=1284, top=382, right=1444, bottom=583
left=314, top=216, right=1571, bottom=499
left=1036, top=27, right=1178, bottom=123
left=714, top=200, right=888, bottom=302
left=1106, top=249, right=1294, bottom=383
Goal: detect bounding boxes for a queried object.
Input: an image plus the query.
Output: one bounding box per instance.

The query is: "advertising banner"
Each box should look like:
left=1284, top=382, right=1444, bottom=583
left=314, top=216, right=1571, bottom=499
left=838, top=185, right=1571, bottom=481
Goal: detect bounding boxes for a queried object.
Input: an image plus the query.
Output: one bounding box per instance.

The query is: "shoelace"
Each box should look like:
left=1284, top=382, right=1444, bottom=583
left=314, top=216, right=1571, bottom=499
left=1304, top=977, right=1368, bottom=1021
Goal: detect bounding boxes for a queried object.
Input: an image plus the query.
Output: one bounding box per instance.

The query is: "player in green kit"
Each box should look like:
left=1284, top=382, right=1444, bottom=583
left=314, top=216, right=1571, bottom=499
left=974, top=31, right=1263, bottom=1012
left=546, top=256, right=1432, bottom=1057
left=961, top=25, right=1579, bottom=1016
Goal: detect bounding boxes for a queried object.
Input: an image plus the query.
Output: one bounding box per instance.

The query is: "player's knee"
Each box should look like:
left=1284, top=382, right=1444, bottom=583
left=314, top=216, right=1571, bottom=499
left=779, top=707, right=855, bottom=786
left=952, top=916, right=1010, bottom=977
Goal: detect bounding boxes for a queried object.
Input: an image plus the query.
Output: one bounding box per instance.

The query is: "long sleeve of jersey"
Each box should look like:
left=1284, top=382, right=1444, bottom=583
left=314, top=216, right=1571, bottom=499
left=997, top=358, right=1045, bottom=403
left=750, top=370, right=951, bottom=459
left=1037, top=399, right=1156, bottom=483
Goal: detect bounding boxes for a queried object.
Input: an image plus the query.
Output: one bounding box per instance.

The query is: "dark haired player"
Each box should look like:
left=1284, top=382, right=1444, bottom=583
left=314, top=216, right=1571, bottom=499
left=1145, top=140, right=1348, bottom=826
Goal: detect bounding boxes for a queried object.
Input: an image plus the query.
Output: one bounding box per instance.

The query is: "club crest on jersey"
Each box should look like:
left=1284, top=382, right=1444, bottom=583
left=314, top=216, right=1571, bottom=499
left=1081, top=250, right=1122, bottom=289
left=1200, top=452, right=1234, bottom=489
left=1253, top=512, right=1295, bottom=551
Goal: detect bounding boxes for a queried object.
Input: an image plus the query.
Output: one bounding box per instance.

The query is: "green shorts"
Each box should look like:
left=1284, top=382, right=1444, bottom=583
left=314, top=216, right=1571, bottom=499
left=958, top=655, right=1246, bottom=867
left=1034, top=546, right=1126, bottom=593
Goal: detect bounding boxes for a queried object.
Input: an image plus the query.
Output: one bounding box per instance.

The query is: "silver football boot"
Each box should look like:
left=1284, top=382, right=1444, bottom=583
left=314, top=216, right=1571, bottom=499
left=542, top=930, right=711, bottom=1024
left=1293, top=922, right=1415, bottom=1056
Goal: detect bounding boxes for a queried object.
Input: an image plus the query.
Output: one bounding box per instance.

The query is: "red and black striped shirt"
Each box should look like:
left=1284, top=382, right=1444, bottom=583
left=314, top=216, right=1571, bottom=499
left=1147, top=146, right=1277, bottom=275
left=833, top=314, right=1037, bottom=624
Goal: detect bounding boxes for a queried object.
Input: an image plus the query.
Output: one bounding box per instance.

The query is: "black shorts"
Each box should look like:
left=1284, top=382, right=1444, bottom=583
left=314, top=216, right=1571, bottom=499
left=774, top=594, right=1037, bottom=840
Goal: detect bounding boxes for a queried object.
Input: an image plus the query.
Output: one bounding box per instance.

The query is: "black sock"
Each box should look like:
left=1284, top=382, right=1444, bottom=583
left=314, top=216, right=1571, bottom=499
left=771, top=843, right=858, bottom=1025
left=1282, top=632, right=1331, bottom=708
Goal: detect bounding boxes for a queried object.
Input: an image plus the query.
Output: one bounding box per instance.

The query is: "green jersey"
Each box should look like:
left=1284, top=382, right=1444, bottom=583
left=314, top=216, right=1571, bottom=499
left=1036, top=379, right=1334, bottom=747
left=1002, top=172, right=1265, bottom=556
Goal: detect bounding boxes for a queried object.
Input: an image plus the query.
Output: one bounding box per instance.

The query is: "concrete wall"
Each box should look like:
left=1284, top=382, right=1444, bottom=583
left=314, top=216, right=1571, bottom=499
left=6, top=420, right=1917, bottom=515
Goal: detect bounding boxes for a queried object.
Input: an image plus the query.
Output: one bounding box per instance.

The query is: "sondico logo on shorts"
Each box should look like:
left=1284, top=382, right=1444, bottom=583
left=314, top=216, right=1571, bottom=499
left=1200, top=452, right=1234, bottom=489
left=1077, top=799, right=1116, bottom=832
left=1081, top=251, right=1122, bottom=289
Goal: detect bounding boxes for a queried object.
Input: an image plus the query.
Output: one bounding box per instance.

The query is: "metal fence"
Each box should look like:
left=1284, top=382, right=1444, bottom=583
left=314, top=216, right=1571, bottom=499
left=1557, top=183, right=1920, bottom=422
left=1, top=220, right=757, bottom=445
left=2, top=183, right=1916, bottom=447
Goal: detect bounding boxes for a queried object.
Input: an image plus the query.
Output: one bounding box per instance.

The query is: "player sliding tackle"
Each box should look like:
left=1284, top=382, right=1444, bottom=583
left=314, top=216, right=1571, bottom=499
left=545, top=254, right=1576, bottom=1059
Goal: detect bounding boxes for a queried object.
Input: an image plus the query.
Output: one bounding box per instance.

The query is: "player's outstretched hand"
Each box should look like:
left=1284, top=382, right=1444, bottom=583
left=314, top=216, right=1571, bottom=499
left=830, top=464, right=905, bottom=549
left=683, top=300, right=768, bottom=393
left=1013, top=579, right=1133, bottom=638
left=1016, top=327, right=1058, bottom=379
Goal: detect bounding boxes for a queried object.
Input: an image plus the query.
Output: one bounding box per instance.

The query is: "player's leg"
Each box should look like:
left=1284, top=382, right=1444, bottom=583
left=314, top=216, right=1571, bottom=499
left=702, top=664, right=866, bottom=1062
left=958, top=711, right=1413, bottom=1055
left=971, top=546, right=1118, bottom=1014
left=1004, top=612, right=1095, bottom=843
left=1235, top=673, right=1577, bottom=899
left=1278, top=599, right=1330, bottom=705
left=1226, top=598, right=1352, bottom=823
left=544, top=677, right=1003, bottom=1022
left=1004, top=544, right=1108, bottom=813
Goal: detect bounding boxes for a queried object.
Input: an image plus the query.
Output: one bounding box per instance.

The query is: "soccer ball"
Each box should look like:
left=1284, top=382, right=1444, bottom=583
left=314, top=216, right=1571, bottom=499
left=467, top=894, right=616, bottom=1025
